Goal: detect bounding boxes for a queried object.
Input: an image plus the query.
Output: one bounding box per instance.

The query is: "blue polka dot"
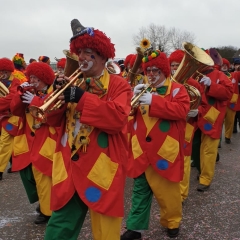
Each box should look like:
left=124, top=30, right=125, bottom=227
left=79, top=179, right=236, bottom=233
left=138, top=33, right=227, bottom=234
left=230, top=103, right=235, bottom=109
left=184, top=143, right=187, bottom=149
left=85, top=187, right=101, bottom=202
left=156, top=160, right=169, bottom=170
left=6, top=123, right=13, bottom=131
left=204, top=123, right=212, bottom=131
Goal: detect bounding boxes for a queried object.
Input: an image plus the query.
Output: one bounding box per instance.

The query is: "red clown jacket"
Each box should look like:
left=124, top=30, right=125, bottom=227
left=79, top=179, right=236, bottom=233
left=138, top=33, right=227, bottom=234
left=45, top=73, right=131, bottom=217
left=10, top=88, right=57, bottom=177
left=0, top=74, right=21, bottom=136
left=227, top=71, right=240, bottom=111
left=184, top=78, right=208, bottom=156
left=127, top=78, right=190, bottom=182
left=197, top=69, right=233, bottom=139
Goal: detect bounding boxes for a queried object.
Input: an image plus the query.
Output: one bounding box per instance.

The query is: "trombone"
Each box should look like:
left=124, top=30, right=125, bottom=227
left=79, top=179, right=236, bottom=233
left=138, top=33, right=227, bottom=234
left=28, top=67, right=83, bottom=122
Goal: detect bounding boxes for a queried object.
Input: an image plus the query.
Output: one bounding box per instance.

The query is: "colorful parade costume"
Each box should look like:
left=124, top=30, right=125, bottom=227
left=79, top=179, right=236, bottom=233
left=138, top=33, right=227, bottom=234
left=122, top=49, right=190, bottom=239
left=10, top=62, right=56, bottom=223
left=0, top=58, right=21, bottom=180
left=44, top=19, right=131, bottom=240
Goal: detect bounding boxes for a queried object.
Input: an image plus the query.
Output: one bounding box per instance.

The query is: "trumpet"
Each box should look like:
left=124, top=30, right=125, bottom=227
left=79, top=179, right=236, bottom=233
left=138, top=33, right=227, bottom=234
left=17, top=84, right=36, bottom=95
left=28, top=67, right=83, bottom=122
left=129, top=83, right=152, bottom=116
left=0, top=81, right=9, bottom=97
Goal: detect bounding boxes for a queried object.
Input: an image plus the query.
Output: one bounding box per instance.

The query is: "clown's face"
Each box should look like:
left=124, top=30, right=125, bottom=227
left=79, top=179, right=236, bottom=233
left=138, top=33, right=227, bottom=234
left=0, top=70, right=11, bottom=80
left=221, top=64, right=228, bottom=72
left=170, top=61, right=180, bottom=76
left=77, top=48, right=105, bottom=77
left=146, top=66, right=166, bottom=87
left=29, top=75, right=47, bottom=91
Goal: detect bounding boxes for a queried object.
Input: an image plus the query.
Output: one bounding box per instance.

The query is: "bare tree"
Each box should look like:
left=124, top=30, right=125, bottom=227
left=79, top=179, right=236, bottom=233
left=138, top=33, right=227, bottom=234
left=168, top=27, right=196, bottom=50
left=133, top=24, right=196, bottom=55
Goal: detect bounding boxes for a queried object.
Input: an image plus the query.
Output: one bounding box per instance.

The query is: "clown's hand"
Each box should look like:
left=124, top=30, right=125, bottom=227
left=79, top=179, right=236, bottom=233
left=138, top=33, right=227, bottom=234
left=139, top=91, right=152, bottom=105
left=187, top=109, right=199, bottom=118
left=22, top=91, right=35, bottom=104
left=199, top=76, right=211, bottom=86
left=133, top=84, right=146, bottom=95
left=20, top=82, right=30, bottom=88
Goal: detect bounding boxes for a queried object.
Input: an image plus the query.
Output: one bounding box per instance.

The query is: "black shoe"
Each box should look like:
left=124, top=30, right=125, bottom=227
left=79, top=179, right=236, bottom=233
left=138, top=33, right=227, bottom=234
left=197, top=174, right=200, bottom=181
left=121, top=230, right=142, bottom=240
left=167, top=228, right=179, bottom=238
left=216, top=152, right=220, bottom=162
left=7, top=167, right=13, bottom=173
left=197, top=183, right=210, bottom=192
left=225, top=138, right=231, bottom=144
left=36, top=204, right=41, bottom=213
left=0, top=172, right=3, bottom=180
left=34, top=213, right=50, bottom=224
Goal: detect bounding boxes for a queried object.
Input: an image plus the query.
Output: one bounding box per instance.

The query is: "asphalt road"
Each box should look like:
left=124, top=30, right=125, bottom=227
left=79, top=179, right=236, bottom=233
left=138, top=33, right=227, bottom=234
left=1, top=129, right=240, bottom=240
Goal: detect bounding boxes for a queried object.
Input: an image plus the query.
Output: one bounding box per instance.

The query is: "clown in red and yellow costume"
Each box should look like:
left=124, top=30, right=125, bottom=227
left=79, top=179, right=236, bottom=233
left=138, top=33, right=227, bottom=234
left=169, top=49, right=208, bottom=201
left=121, top=49, right=190, bottom=240
left=194, top=50, right=233, bottom=191
left=221, top=58, right=240, bottom=143
left=122, top=53, right=134, bottom=78
left=10, top=62, right=56, bottom=224
left=43, top=19, right=131, bottom=240
left=0, top=58, right=21, bottom=180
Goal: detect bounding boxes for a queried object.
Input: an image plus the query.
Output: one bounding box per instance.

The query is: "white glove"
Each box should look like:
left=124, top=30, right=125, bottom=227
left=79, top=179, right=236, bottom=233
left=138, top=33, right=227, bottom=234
left=187, top=109, right=198, bottom=118
left=199, top=76, right=211, bottom=86
left=139, top=91, right=152, bottom=105
left=133, top=84, right=146, bottom=95
left=22, top=91, right=35, bottom=104
left=20, top=82, right=30, bottom=88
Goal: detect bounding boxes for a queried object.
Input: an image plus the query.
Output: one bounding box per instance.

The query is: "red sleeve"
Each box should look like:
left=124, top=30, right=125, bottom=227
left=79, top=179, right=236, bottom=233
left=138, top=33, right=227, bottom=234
left=75, top=76, right=131, bottom=134
left=0, top=78, right=20, bottom=112
left=207, top=71, right=233, bottom=101
left=149, top=83, right=190, bottom=121
left=232, top=71, right=240, bottom=83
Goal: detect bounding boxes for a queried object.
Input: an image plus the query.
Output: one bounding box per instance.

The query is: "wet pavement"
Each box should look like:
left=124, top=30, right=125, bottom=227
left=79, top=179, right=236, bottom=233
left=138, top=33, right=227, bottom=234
left=1, top=129, right=240, bottom=240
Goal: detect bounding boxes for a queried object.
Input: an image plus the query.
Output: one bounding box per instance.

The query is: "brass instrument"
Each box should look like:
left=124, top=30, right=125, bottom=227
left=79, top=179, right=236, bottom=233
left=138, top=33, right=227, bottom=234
left=29, top=68, right=82, bottom=122
left=105, top=60, right=121, bottom=74
left=172, top=42, right=214, bottom=116
left=128, top=47, right=145, bottom=87
left=17, top=84, right=36, bottom=96
left=129, top=83, right=152, bottom=116
left=0, top=80, right=9, bottom=97
left=29, top=49, right=82, bottom=122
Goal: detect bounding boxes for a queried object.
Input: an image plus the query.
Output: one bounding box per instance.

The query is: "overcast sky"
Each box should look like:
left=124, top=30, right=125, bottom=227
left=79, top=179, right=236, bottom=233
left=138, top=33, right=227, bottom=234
left=1, top=0, right=239, bottom=63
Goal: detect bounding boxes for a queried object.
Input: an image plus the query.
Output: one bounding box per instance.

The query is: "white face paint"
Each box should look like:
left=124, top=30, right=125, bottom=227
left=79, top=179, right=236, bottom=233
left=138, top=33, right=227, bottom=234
left=80, top=60, right=94, bottom=71
left=221, top=65, right=228, bottom=72
left=148, top=75, right=160, bottom=85
left=171, top=70, right=176, bottom=76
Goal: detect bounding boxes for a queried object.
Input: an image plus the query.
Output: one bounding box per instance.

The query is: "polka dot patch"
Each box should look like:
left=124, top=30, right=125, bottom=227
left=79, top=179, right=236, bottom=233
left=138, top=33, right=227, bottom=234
left=156, top=159, right=169, bottom=170
left=159, top=120, right=170, bottom=132
left=97, top=132, right=109, bottom=148
left=85, top=187, right=101, bottom=202
left=204, top=123, right=212, bottom=131
left=5, top=123, right=13, bottom=131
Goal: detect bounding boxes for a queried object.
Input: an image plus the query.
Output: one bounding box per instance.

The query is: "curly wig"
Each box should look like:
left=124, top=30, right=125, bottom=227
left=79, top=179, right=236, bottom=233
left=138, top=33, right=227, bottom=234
left=70, top=29, right=115, bottom=59
left=142, top=51, right=170, bottom=78
left=124, top=54, right=134, bottom=68
left=0, top=58, right=15, bottom=72
left=26, top=62, right=55, bottom=85
left=57, top=58, right=66, bottom=69
left=169, top=49, right=184, bottom=64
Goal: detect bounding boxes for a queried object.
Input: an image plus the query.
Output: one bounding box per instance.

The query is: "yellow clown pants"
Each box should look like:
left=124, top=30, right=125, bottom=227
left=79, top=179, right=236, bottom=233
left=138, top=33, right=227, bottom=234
left=0, top=127, right=14, bottom=172
left=45, top=193, right=122, bottom=240
left=225, top=107, right=236, bottom=139
left=126, top=166, right=182, bottom=230
left=199, top=134, right=220, bottom=186
left=180, top=156, right=191, bottom=202
left=32, top=165, right=52, bottom=216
